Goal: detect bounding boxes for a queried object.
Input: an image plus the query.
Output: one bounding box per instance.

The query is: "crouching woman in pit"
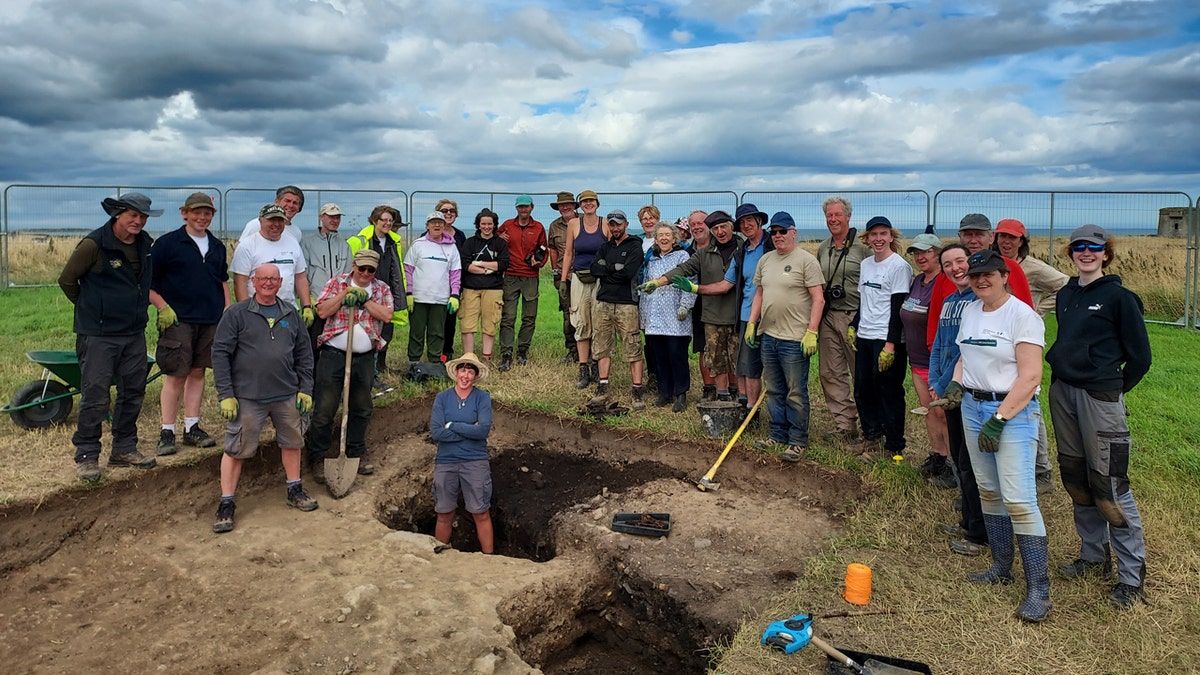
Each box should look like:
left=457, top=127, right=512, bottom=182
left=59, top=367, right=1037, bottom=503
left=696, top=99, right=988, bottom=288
left=429, top=352, right=495, bottom=554
left=951, top=249, right=1051, bottom=623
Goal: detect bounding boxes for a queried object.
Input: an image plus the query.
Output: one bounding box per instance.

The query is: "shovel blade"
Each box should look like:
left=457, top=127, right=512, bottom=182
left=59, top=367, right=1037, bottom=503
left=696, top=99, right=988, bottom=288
left=325, top=456, right=360, bottom=499
left=863, top=659, right=923, bottom=675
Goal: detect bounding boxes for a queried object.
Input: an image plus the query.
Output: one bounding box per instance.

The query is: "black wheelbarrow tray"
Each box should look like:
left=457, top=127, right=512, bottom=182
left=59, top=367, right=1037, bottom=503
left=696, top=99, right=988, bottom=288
left=3, top=350, right=162, bottom=429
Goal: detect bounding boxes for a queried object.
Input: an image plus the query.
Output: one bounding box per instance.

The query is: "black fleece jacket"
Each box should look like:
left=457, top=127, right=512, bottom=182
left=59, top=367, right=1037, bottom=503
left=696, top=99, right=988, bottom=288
left=1046, top=274, right=1151, bottom=393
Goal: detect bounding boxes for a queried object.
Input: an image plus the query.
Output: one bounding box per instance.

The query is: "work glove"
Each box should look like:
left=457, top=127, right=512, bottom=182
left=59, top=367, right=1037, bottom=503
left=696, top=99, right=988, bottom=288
left=846, top=326, right=857, bottom=352
left=744, top=321, right=758, bottom=349
left=670, top=276, right=699, bottom=294
left=343, top=287, right=369, bottom=307
left=406, top=295, right=415, bottom=312
left=978, top=415, right=1007, bottom=453
left=637, top=281, right=660, bottom=295
left=676, top=306, right=689, bottom=322
left=878, top=350, right=895, bottom=372
left=296, top=393, right=313, bottom=416
left=301, top=306, right=315, bottom=327
left=929, top=381, right=964, bottom=410
left=446, top=296, right=459, bottom=314
left=558, top=282, right=570, bottom=309
left=156, top=305, right=178, bottom=332
left=219, top=397, right=239, bottom=421
left=802, top=329, right=819, bottom=356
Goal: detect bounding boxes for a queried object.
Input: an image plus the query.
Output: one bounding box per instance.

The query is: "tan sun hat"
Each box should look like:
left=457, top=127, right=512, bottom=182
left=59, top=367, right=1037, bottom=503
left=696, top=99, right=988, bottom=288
left=446, top=352, right=488, bottom=381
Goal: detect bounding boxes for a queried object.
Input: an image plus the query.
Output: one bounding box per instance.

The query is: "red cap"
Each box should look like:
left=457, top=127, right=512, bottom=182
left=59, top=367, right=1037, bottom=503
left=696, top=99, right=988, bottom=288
left=995, top=218, right=1026, bottom=238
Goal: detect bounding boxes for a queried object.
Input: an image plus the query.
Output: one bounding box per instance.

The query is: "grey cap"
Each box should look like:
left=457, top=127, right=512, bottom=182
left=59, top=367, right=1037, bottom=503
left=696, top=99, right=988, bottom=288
left=101, top=192, right=163, bottom=218
left=907, top=233, right=943, bottom=251
left=606, top=209, right=628, bottom=224
left=959, top=213, right=991, bottom=231
left=1068, top=224, right=1109, bottom=245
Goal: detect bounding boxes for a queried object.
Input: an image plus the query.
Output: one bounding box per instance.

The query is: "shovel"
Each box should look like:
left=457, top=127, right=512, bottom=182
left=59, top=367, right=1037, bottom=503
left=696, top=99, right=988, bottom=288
left=810, top=635, right=923, bottom=675
left=325, top=308, right=360, bottom=498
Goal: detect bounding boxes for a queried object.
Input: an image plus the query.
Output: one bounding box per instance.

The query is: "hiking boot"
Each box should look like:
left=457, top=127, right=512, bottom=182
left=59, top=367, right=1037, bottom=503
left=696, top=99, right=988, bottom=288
left=928, top=461, right=958, bottom=490
left=109, top=450, right=156, bottom=469
left=856, top=437, right=884, bottom=461
left=1059, top=555, right=1113, bottom=580
left=630, top=385, right=646, bottom=411
left=212, top=500, right=236, bottom=534
left=516, top=351, right=529, bottom=366
left=941, top=523, right=967, bottom=538
left=309, top=461, right=326, bottom=485
left=575, top=363, right=591, bottom=390
left=561, top=351, right=578, bottom=364
left=183, top=424, right=217, bottom=448
left=76, top=459, right=101, bottom=483
left=286, top=484, right=319, bottom=512
left=1035, top=470, right=1055, bottom=494
left=672, top=393, right=687, bottom=413
left=822, top=428, right=860, bottom=443
left=157, top=429, right=178, bottom=456
left=653, top=392, right=672, bottom=407
left=589, top=382, right=610, bottom=406
left=949, top=539, right=988, bottom=557
left=1108, top=583, right=1145, bottom=609
left=917, top=452, right=944, bottom=476
left=754, top=438, right=786, bottom=451
left=589, top=360, right=600, bottom=382
left=701, top=384, right=717, bottom=402
left=357, top=459, right=375, bottom=475
left=498, top=354, right=513, bottom=372
left=781, top=445, right=806, bottom=463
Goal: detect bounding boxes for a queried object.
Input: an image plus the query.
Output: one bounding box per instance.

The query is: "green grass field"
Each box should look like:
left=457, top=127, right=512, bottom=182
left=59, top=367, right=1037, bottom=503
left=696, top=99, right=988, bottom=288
left=1, top=274, right=1198, bottom=673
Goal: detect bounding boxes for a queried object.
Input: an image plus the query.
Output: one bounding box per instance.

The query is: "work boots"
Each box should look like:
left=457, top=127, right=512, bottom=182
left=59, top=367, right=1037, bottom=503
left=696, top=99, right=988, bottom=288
left=589, top=382, right=610, bottom=406
left=498, top=353, right=513, bottom=372
left=672, top=393, right=687, bottom=413
left=968, top=514, right=1015, bottom=585
left=575, top=363, right=591, bottom=389
left=1016, top=534, right=1053, bottom=623
left=702, top=384, right=717, bottom=401
left=631, top=385, right=646, bottom=411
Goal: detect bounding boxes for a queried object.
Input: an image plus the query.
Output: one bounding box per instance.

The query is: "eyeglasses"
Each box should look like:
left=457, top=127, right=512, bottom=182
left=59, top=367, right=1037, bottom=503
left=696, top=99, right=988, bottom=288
left=252, top=276, right=282, bottom=283
left=440, top=208, right=457, bottom=215
left=769, top=228, right=792, bottom=236
left=1070, top=242, right=1105, bottom=253
left=357, top=266, right=377, bottom=274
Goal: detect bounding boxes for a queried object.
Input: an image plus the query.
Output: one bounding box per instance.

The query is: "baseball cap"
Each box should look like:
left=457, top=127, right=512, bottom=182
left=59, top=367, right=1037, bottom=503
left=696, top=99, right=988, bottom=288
left=1068, top=225, right=1109, bottom=245
left=967, top=249, right=1009, bottom=275
left=606, top=209, right=628, bottom=224
left=577, top=189, right=599, bottom=203
left=319, top=203, right=343, bottom=216
left=354, top=249, right=380, bottom=268
left=995, top=219, right=1026, bottom=238
left=959, top=213, right=992, bottom=232
left=182, top=192, right=216, bottom=211
left=426, top=211, right=447, bottom=224
left=259, top=204, right=288, bottom=220
left=907, top=233, right=943, bottom=251
left=514, top=194, right=534, bottom=207
left=768, top=211, right=796, bottom=230
left=864, top=215, right=893, bottom=231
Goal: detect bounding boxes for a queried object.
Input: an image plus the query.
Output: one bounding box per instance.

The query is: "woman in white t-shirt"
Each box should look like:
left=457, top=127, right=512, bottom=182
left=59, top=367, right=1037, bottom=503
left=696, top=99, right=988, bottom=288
left=948, top=249, right=1050, bottom=623
left=850, top=216, right=912, bottom=461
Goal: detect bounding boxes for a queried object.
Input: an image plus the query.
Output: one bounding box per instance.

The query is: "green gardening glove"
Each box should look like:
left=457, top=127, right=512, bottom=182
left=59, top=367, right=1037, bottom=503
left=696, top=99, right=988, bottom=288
left=978, top=415, right=1007, bottom=453
left=670, top=276, right=699, bottom=294
left=301, top=306, right=315, bottom=327
left=878, top=349, right=895, bottom=371
left=343, top=286, right=369, bottom=306
left=446, top=296, right=460, bottom=314
left=846, top=325, right=857, bottom=351
left=929, top=381, right=964, bottom=410
left=637, top=281, right=660, bottom=294
left=744, top=321, right=758, bottom=349
left=406, top=295, right=415, bottom=312
left=219, top=397, right=239, bottom=421
left=802, top=329, right=818, bottom=356
left=156, top=304, right=178, bottom=332
left=296, top=393, right=313, bottom=416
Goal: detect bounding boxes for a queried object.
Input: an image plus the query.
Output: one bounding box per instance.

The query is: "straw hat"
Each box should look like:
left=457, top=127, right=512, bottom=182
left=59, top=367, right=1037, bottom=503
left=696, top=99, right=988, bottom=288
left=446, top=352, right=488, bottom=381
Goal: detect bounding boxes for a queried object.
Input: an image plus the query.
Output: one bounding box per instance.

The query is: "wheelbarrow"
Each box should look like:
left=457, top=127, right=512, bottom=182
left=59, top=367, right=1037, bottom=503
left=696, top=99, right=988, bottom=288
left=2, top=350, right=162, bottom=429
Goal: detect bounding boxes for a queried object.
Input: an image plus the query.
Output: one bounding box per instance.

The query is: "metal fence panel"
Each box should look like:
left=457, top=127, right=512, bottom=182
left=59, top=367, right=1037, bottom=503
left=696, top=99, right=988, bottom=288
left=934, top=190, right=1194, bottom=325
left=739, top=190, right=931, bottom=242
left=2, top=184, right=221, bottom=287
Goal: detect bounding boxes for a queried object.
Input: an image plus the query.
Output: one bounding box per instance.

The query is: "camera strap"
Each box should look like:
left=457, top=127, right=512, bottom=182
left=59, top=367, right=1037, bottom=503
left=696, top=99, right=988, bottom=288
left=824, top=229, right=854, bottom=292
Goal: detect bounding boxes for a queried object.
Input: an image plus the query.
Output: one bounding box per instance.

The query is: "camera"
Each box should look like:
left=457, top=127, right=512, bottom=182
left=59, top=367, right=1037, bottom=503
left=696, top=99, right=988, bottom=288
left=826, top=284, right=845, bottom=301
left=525, top=245, right=548, bottom=266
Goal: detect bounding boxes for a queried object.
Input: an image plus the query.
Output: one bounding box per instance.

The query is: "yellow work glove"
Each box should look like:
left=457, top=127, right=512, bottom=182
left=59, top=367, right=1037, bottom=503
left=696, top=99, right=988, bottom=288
left=301, top=306, right=315, bottom=327
left=296, top=393, right=313, bottom=415
left=802, top=329, right=819, bottom=356
left=846, top=326, right=857, bottom=352
left=406, top=295, right=415, bottom=312
left=744, top=321, right=758, bottom=349
left=446, top=296, right=459, bottom=314
left=219, top=398, right=239, bottom=421
left=878, top=350, right=895, bottom=371
left=156, top=305, right=178, bottom=332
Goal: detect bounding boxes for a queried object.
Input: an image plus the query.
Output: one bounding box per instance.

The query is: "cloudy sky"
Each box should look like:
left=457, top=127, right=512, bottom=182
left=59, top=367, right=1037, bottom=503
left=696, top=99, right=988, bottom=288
left=2, top=0, right=1199, bottom=196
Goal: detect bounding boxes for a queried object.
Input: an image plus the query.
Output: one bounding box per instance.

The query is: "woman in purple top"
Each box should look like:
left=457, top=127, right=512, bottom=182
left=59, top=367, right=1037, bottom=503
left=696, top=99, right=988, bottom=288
left=901, top=233, right=952, bottom=488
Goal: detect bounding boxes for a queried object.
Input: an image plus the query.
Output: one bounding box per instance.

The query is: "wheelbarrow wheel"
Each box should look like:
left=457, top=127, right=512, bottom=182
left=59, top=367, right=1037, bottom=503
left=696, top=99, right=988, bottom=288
left=9, top=380, right=73, bottom=429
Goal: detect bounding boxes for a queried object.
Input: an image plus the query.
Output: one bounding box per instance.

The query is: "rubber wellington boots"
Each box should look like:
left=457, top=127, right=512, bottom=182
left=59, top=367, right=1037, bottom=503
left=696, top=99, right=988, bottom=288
left=1016, top=534, right=1053, bottom=623
left=968, top=514, right=1015, bottom=585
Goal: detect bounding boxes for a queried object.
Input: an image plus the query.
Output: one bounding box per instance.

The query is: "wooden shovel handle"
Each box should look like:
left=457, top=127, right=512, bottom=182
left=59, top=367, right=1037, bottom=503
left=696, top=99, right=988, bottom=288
left=809, top=635, right=862, bottom=673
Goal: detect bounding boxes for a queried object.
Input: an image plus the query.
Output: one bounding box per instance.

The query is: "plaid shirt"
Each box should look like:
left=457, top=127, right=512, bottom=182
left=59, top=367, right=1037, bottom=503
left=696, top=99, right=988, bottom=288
left=316, top=273, right=394, bottom=351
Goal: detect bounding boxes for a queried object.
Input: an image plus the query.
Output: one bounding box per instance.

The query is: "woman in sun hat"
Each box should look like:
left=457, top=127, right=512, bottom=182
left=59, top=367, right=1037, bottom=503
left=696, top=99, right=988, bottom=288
left=1046, top=225, right=1151, bottom=610
left=429, top=352, right=495, bottom=554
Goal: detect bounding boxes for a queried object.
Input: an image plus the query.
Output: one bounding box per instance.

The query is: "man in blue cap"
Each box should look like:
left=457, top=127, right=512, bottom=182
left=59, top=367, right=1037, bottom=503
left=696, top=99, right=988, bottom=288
left=59, top=192, right=162, bottom=482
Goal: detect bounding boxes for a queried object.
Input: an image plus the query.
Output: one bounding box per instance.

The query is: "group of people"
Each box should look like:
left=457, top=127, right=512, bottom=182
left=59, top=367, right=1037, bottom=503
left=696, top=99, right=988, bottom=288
left=57, top=189, right=1153, bottom=617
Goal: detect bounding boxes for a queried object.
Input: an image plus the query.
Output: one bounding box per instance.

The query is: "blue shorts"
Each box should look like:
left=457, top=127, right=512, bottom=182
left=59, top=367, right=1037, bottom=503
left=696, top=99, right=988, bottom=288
left=433, top=460, right=492, bottom=514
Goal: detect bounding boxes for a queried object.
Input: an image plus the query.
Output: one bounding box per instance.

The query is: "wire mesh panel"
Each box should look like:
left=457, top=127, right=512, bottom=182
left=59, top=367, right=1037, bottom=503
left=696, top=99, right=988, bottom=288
left=307, top=189, right=409, bottom=244
left=739, top=191, right=931, bottom=242
left=934, top=190, right=1194, bottom=325
left=2, top=184, right=220, bottom=287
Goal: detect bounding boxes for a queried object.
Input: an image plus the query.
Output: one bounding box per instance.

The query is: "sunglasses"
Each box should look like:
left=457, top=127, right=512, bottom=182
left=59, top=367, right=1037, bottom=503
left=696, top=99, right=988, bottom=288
left=768, top=228, right=792, bottom=236
left=439, top=208, right=457, bottom=215
left=1069, top=242, right=1105, bottom=253
left=357, top=266, right=377, bottom=274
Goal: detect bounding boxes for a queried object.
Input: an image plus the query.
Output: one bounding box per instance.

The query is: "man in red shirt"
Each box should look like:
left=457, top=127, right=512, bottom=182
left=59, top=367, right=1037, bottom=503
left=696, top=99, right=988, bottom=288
left=497, top=194, right=548, bottom=371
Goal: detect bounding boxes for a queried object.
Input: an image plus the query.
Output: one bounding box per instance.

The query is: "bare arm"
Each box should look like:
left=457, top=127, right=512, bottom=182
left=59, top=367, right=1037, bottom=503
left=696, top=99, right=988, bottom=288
left=233, top=273, right=249, bottom=302
left=560, top=219, right=578, bottom=282
left=806, top=284, right=825, bottom=332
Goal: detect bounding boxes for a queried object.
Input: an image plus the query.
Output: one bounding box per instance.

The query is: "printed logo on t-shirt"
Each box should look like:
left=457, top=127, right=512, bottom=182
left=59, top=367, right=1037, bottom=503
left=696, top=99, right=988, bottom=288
left=270, top=258, right=295, bottom=265
left=961, top=337, right=998, bottom=347
left=1088, top=304, right=1103, bottom=311
left=863, top=281, right=882, bottom=289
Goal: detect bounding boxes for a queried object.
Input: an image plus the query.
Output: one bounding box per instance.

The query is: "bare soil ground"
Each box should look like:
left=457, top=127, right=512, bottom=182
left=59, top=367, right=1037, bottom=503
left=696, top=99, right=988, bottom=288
left=0, top=397, right=864, bottom=674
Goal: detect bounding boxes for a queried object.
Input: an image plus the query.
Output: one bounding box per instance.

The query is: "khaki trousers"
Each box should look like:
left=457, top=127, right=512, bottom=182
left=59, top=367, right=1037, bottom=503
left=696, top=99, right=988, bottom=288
left=818, top=309, right=858, bottom=433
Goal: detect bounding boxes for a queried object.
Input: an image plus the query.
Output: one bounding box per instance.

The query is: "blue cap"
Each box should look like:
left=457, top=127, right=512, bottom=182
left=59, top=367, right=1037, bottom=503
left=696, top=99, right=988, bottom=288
left=768, top=211, right=796, bottom=230
left=514, top=194, right=533, bottom=207
left=864, top=216, right=893, bottom=230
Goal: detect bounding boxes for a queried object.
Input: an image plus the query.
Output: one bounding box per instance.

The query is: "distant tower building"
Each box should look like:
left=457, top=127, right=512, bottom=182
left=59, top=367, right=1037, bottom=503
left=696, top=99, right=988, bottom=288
left=1157, top=207, right=1191, bottom=238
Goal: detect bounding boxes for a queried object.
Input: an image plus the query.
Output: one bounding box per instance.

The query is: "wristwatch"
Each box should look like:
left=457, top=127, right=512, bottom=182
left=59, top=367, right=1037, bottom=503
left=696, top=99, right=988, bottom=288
left=993, top=412, right=1007, bottom=423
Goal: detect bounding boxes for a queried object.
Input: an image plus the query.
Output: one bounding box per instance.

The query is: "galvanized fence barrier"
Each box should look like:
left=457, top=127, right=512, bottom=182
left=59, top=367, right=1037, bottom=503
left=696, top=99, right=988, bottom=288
left=933, top=190, right=1195, bottom=326
left=2, top=184, right=221, bottom=288
left=223, top=188, right=410, bottom=245
left=738, top=190, right=932, bottom=241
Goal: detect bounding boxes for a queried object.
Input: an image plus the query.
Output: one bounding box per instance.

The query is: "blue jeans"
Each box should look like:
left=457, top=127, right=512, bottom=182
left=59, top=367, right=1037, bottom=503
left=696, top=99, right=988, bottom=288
left=962, top=394, right=1044, bottom=536
left=760, top=334, right=811, bottom=446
